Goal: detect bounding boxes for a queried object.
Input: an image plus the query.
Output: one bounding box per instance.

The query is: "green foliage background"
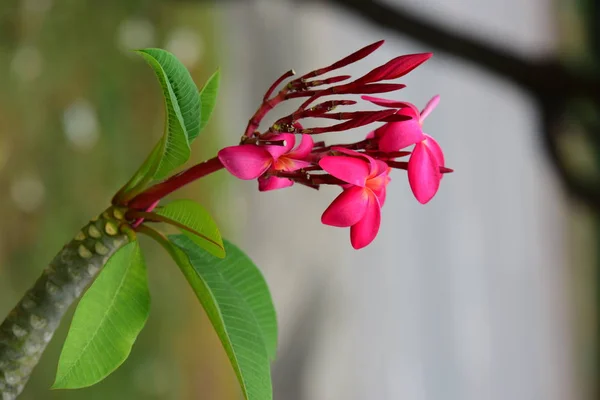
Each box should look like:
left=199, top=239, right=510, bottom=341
left=0, top=1, right=238, bottom=399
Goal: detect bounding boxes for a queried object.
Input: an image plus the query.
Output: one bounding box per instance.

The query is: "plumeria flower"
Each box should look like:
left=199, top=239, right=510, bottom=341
left=408, top=133, right=445, bottom=204
left=131, top=41, right=452, bottom=251
left=364, top=94, right=439, bottom=152
left=218, top=133, right=313, bottom=191
left=319, top=149, right=391, bottom=249
left=364, top=95, right=446, bottom=204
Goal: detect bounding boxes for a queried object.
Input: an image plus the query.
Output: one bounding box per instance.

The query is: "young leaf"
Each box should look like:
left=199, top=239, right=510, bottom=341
left=136, top=48, right=200, bottom=179
left=53, top=241, right=150, bottom=389
left=160, top=234, right=273, bottom=400
left=116, top=141, right=162, bottom=199
left=154, top=199, right=225, bottom=258
left=195, top=69, right=221, bottom=141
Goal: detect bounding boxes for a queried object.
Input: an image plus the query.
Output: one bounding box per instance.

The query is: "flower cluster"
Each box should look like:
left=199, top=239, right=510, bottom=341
left=217, top=40, right=452, bottom=249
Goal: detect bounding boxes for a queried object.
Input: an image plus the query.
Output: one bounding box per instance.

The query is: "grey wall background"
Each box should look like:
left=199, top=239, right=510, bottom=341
left=218, top=1, right=576, bottom=399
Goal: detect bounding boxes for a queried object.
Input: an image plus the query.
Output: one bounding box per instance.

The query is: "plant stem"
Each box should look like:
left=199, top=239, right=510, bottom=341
left=0, top=207, right=132, bottom=399
left=244, top=92, right=288, bottom=138
left=126, top=210, right=223, bottom=249
left=127, top=156, right=224, bottom=210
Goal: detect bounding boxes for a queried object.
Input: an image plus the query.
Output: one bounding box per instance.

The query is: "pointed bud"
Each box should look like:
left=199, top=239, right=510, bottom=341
left=319, top=111, right=411, bottom=123
left=289, top=75, right=352, bottom=91
left=300, top=40, right=385, bottom=79
left=355, top=53, right=432, bottom=84
left=302, top=109, right=397, bottom=134
left=338, top=83, right=407, bottom=95
left=263, top=69, right=296, bottom=101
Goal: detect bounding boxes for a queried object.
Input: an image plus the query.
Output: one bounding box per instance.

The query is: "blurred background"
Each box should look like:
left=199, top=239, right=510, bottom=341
left=0, top=0, right=598, bottom=399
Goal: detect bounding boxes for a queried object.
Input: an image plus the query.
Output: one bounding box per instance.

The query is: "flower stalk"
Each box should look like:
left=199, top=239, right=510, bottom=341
left=121, top=40, right=452, bottom=247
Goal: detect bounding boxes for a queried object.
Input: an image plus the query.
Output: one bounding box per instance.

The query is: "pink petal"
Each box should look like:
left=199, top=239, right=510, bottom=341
left=330, top=147, right=378, bottom=176
left=274, top=157, right=312, bottom=172
left=377, top=114, right=424, bottom=152
left=366, top=162, right=391, bottom=205
left=366, top=130, right=376, bottom=139
left=361, top=96, right=420, bottom=115
left=287, top=134, right=313, bottom=159
left=350, top=192, right=382, bottom=249
left=321, top=187, right=369, bottom=227
left=375, top=187, right=387, bottom=207
left=218, top=145, right=273, bottom=180
left=419, top=95, right=440, bottom=122
left=265, top=133, right=295, bottom=160
left=423, top=134, right=445, bottom=166
left=407, top=142, right=442, bottom=204
left=258, top=175, right=294, bottom=191
left=319, top=155, right=370, bottom=187
left=373, top=160, right=391, bottom=177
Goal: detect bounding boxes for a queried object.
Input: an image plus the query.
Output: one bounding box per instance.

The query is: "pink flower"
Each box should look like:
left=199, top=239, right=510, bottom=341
left=218, top=133, right=314, bottom=191
left=365, top=95, right=446, bottom=204
left=408, top=134, right=445, bottom=204
left=319, top=149, right=391, bottom=249
left=364, top=94, right=439, bottom=152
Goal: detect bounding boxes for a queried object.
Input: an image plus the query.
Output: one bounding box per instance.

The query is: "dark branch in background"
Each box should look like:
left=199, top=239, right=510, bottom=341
left=592, top=0, right=600, bottom=60
left=323, top=0, right=599, bottom=98
left=318, top=0, right=600, bottom=210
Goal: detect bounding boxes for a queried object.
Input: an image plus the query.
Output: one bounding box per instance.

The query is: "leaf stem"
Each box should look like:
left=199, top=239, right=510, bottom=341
left=126, top=210, right=223, bottom=250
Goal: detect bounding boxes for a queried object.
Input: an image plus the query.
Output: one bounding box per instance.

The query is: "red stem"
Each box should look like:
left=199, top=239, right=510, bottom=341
left=386, top=161, right=409, bottom=169
left=276, top=171, right=346, bottom=186
left=263, top=69, right=295, bottom=101
left=131, top=199, right=159, bottom=228
left=244, top=91, right=287, bottom=138
left=128, top=156, right=224, bottom=209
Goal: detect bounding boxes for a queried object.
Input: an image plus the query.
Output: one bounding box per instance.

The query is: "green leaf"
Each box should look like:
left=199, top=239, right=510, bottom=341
left=136, top=48, right=201, bottom=179
left=53, top=241, right=150, bottom=389
left=195, top=69, right=221, bottom=141
left=215, top=240, right=277, bottom=360
left=165, top=234, right=274, bottom=400
left=154, top=199, right=225, bottom=258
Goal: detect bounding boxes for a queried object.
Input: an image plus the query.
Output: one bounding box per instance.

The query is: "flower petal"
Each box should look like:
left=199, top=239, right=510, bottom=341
left=218, top=145, right=272, bottom=180
left=258, top=175, right=294, bottom=191
left=376, top=113, right=424, bottom=152
left=373, top=160, right=391, bottom=177
left=287, top=134, right=314, bottom=159
left=366, top=162, right=390, bottom=205
left=319, top=155, right=370, bottom=187
left=361, top=96, right=420, bottom=115
left=350, top=192, right=381, bottom=249
left=407, top=142, right=442, bottom=204
left=265, top=133, right=295, bottom=160
left=420, top=95, right=440, bottom=121
left=274, top=157, right=312, bottom=172
left=375, top=187, right=387, bottom=207
left=423, top=134, right=445, bottom=166
left=321, top=186, right=369, bottom=227
left=366, top=164, right=389, bottom=199
left=330, top=147, right=378, bottom=176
